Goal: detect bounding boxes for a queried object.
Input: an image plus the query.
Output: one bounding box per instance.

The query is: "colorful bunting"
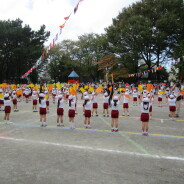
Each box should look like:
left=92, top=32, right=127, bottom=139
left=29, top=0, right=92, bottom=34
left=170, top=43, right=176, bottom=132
left=21, top=0, right=85, bottom=79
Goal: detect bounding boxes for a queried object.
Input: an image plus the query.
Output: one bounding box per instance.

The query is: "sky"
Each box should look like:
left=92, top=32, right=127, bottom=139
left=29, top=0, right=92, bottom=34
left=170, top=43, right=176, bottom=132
left=0, top=0, right=140, bottom=45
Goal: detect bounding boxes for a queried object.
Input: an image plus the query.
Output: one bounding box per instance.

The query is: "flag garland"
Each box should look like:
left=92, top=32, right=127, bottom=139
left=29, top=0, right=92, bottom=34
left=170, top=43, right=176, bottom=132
left=128, top=66, right=163, bottom=78
left=21, top=0, right=84, bottom=79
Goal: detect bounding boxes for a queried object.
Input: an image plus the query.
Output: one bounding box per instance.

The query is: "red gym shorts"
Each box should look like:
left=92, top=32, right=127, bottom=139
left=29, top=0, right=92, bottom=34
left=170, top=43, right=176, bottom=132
left=84, top=110, right=91, bottom=118
left=111, top=110, right=119, bottom=118
left=103, top=103, right=109, bottom=109
left=68, top=109, right=75, bottom=118
left=57, top=108, right=64, bottom=115
left=123, top=103, right=129, bottom=108
left=5, top=106, right=11, bottom=113
left=33, top=99, right=37, bottom=105
left=158, top=97, right=162, bottom=102
left=169, top=106, right=176, bottom=112
left=40, top=107, right=46, bottom=115
left=140, top=113, right=149, bottom=122
left=133, top=97, right=137, bottom=101
left=93, top=103, right=98, bottom=109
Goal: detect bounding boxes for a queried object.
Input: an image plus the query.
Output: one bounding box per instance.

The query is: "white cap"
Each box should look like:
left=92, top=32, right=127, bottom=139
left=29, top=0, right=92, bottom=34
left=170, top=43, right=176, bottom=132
left=125, top=92, right=129, bottom=95
left=147, top=94, right=151, bottom=97
left=68, top=95, right=73, bottom=100
left=143, top=97, right=150, bottom=102
left=170, top=95, right=174, bottom=98
left=4, top=94, right=9, bottom=98
left=84, top=96, right=90, bottom=100
left=33, top=91, right=36, bottom=94
left=143, top=90, right=147, bottom=93
left=39, top=93, right=45, bottom=97
left=104, top=92, right=108, bottom=96
left=133, top=89, right=136, bottom=92
left=113, top=96, right=118, bottom=100
left=92, top=92, right=96, bottom=95
left=57, top=95, right=63, bottom=99
left=83, top=92, right=88, bottom=96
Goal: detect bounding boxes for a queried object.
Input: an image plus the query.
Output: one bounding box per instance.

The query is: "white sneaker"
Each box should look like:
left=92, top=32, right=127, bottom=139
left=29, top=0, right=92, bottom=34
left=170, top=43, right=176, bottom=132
left=87, top=125, right=92, bottom=128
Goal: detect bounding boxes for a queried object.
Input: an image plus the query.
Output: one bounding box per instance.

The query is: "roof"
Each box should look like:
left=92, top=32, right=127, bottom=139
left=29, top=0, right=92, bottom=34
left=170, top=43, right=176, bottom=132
left=68, top=70, right=79, bottom=78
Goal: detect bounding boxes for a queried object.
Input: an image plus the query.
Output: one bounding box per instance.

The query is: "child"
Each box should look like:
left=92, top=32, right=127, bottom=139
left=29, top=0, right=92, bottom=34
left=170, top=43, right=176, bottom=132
left=103, top=92, right=110, bottom=117
left=168, top=95, right=176, bottom=121
left=122, top=91, right=130, bottom=116
left=147, top=93, right=154, bottom=120
left=83, top=95, right=93, bottom=128
left=45, top=91, right=50, bottom=113
left=140, top=97, right=150, bottom=135
left=68, top=95, right=76, bottom=129
left=165, top=87, right=170, bottom=104
left=52, top=88, right=57, bottom=104
left=91, top=92, right=98, bottom=116
left=111, top=94, right=122, bottom=132
left=39, top=93, right=47, bottom=127
left=32, top=91, right=38, bottom=112
left=24, top=88, right=30, bottom=103
left=0, top=89, right=4, bottom=111
left=132, top=89, right=138, bottom=106
left=12, top=91, right=19, bottom=112
left=157, top=90, right=163, bottom=107
left=57, top=94, right=65, bottom=127
left=4, top=94, right=12, bottom=124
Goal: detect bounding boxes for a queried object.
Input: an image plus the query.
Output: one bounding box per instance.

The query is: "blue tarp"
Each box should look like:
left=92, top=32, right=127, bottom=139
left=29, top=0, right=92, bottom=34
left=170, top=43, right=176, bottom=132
left=68, top=70, right=79, bottom=78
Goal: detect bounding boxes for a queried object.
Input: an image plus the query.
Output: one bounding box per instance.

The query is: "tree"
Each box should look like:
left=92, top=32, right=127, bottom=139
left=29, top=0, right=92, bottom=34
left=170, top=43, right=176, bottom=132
left=0, top=18, right=50, bottom=83
left=105, top=0, right=184, bottom=80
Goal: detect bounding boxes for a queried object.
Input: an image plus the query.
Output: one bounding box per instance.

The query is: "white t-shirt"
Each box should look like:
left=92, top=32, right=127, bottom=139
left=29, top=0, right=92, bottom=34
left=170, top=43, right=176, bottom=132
left=111, top=100, right=120, bottom=110
left=168, top=98, right=176, bottom=106
left=92, top=95, right=97, bottom=103
left=123, top=96, right=129, bottom=103
left=58, top=99, right=65, bottom=108
left=4, top=99, right=11, bottom=107
left=39, top=99, right=46, bottom=108
left=25, top=90, right=30, bottom=95
left=133, top=92, right=138, bottom=97
left=32, top=94, right=37, bottom=100
left=84, top=101, right=92, bottom=110
left=103, top=96, right=109, bottom=103
left=141, top=102, right=150, bottom=113
left=69, top=101, right=76, bottom=110
left=52, top=89, right=57, bottom=95
left=12, top=94, right=17, bottom=99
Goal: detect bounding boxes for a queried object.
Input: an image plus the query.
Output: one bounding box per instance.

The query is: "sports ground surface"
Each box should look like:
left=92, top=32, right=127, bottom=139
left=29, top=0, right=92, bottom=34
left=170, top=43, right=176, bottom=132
left=0, top=94, right=184, bottom=184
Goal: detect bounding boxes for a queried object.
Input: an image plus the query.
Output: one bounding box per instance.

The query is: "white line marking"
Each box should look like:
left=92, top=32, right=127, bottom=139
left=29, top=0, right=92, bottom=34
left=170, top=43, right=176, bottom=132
left=0, top=137, right=184, bottom=162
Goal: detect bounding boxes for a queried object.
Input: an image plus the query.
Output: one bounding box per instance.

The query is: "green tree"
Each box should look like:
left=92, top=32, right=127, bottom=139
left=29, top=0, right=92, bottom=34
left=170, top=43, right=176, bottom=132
left=105, top=0, right=184, bottom=80
left=0, top=18, right=50, bottom=83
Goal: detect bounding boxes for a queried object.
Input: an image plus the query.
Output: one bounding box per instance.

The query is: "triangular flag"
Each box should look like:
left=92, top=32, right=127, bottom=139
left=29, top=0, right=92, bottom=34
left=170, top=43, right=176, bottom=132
left=74, top=3, right=79, bottom=14
left=59, top=24, right=65, bottom=28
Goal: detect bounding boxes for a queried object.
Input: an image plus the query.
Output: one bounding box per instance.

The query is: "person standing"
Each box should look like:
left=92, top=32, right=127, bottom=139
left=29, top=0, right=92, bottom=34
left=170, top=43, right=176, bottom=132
left=4, top=94, right=12, bottom=124
left=39, top=93, right=47, bottom=127
left=111, top=94, right=122, bottom=132
left=140, top=97, right=150, bottom=135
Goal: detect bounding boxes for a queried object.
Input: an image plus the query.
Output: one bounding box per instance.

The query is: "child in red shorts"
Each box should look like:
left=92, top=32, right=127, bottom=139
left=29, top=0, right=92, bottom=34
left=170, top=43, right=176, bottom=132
left=4, top=94, right=12, bottom=124
left=140, top=97, right=150, bottom=135
left=111, top=94, right=122, bottom=132
left=168, top=95, right=176, bottom=121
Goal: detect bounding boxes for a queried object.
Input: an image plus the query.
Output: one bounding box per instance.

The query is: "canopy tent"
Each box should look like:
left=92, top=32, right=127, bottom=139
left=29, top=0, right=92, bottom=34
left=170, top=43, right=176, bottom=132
left=68, top=70, right=79, bottom=78
left=68, top=70, right=79, bottom=84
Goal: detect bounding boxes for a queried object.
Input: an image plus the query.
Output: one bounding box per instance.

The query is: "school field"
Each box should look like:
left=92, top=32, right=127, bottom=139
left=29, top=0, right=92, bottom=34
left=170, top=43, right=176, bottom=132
left=0, top=94, right=184, bottom=184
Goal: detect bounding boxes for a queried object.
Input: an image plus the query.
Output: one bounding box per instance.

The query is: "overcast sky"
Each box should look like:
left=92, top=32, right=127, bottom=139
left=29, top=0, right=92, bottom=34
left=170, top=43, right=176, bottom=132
left=0, top=0, right=139, bottom=44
